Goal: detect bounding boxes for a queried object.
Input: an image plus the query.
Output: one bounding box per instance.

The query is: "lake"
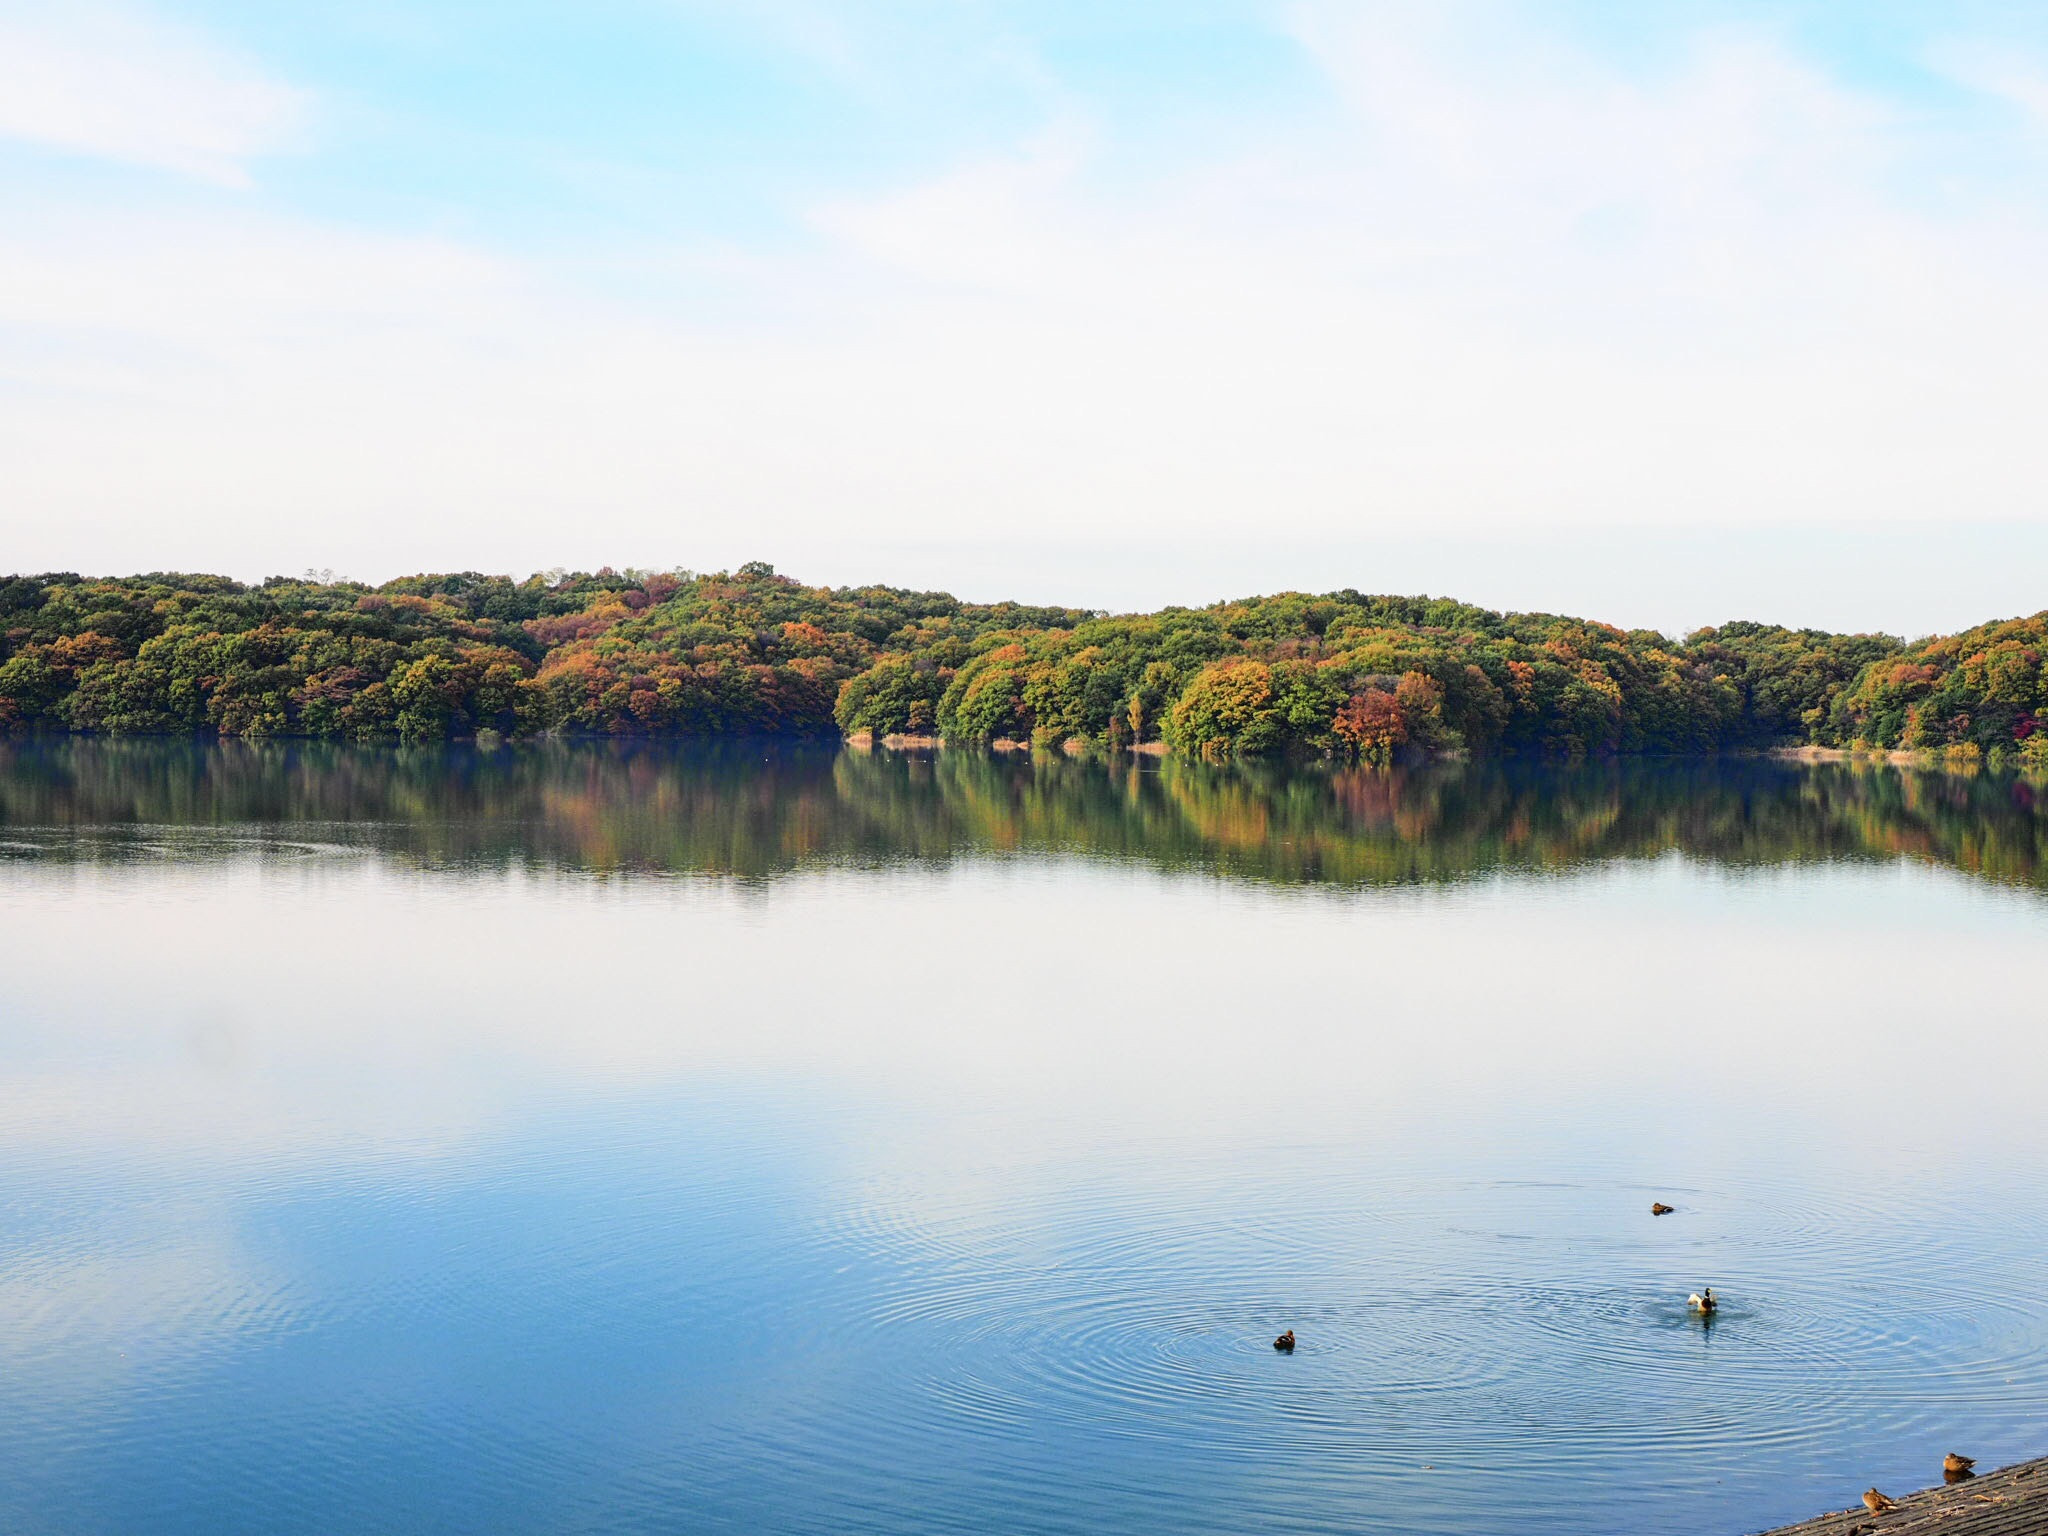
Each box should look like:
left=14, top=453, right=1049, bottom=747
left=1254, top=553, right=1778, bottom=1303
left=1, top=739, right=2045, bottom=1535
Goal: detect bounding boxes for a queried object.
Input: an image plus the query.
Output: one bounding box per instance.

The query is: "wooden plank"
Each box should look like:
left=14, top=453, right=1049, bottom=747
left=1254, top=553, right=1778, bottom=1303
left=1751, top=1457, right=2048, bottom=1535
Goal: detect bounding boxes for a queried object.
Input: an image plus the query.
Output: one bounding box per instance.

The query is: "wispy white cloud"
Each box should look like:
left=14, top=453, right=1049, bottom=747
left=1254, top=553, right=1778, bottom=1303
left=1930, top=36, right=2048, bottom=136
left=0, top=2, right=304, bottom=185
left=810, top=122, right=1095, bottom=291
left=669, top=0, right=1057, bottom=107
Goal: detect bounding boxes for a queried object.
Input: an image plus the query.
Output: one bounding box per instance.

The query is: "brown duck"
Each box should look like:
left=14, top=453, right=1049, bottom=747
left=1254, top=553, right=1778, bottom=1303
left=1863, top=1488, right=1898, bottom=1515
left=1651, top=1202, right=1675, bottom=1216
left=1944, top=1452, right=1976, bottom=1481
left=1273, top=1330, right=1295, bottom=1352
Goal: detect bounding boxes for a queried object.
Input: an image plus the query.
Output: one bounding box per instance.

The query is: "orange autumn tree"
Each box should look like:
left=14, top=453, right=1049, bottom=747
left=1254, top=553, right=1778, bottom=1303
left=1334, top=671, right=1452, bottom=763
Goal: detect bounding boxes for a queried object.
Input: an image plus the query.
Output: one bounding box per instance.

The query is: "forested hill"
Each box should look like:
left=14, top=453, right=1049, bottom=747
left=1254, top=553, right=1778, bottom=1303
left=0, top=564, right=2041, bottom=762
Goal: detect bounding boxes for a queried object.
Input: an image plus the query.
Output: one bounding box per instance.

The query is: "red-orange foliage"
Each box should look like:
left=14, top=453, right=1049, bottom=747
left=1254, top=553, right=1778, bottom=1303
left=1335, top=691, right=1408, bottom=758
left=523, top=593, right=634, bottom=647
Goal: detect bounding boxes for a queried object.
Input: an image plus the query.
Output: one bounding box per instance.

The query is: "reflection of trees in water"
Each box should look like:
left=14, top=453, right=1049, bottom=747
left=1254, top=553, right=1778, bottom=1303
left=2, top=737, right=2045, bottom=892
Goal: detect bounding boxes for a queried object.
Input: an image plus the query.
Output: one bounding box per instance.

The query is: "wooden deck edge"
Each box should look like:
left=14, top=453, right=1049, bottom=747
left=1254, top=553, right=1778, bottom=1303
left=1749, top=1454, right=2048, bottom=1535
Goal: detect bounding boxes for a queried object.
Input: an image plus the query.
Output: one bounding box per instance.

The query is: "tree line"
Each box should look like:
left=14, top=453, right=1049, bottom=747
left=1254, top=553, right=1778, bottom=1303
left=0, top=563, right=2041, bottom=762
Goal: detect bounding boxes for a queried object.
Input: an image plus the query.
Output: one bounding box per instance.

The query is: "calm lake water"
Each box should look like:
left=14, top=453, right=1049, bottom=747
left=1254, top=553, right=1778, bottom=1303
left=2, top=740, right=2045, bottom=1535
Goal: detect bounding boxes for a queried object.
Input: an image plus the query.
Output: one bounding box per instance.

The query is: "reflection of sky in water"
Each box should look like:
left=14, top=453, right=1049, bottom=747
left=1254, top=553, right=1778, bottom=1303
left=0, top=845, right=2045, bottom=1534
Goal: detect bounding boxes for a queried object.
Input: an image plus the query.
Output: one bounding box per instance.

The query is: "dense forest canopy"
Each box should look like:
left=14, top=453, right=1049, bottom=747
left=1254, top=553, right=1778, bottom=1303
left=0, top=564, right=2040, bottom=762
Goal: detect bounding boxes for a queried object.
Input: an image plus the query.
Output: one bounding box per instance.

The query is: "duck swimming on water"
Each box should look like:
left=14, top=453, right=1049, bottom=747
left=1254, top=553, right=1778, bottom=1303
left=1273, top=1330, right=1295, bottom=1352
left=1688, top=1288, right=1717, bottom=1315
left=1944, top=1453, right=1976, bottom=1481
left=1651, top=1202, right=1675, bottom=1215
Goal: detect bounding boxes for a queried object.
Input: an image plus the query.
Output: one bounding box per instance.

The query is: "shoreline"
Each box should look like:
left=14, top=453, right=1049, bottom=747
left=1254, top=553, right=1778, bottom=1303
left=851, top=731, right=1169, bottom=756
left=1771, top=745, right=1938, bottom=766
left=843, top=734, right=2015, bottom=773
left=1, top=727, right=2034, bottom=776
left=1750, top=1453, right=2045, bottom=1534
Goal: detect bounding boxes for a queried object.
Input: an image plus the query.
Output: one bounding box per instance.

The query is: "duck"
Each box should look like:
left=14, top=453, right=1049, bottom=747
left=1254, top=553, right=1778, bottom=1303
left=1687, top=1287, right=1717, bottom=1315
left=1273, top=1329, right=1295, bottom=1352
left=1863, top=1488, right=1898, bottom=1515
left=1651, top=1202, right=1675, bottom=1216
left=1944, top=1452, right=1976, bottom=1481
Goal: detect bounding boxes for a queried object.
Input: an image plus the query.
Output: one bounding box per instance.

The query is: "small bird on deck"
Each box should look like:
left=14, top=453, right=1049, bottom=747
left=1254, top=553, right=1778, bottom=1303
left=1863, top=1488, right=1898, bottom=1515
left=1273, top=1330, right=1295, bottom=1352
left=1651, top=1202, right=1675, bottom=1215
left=1944, top=1452, right=1976, bottom=1481
left=1688, top=1287, right=1717, bottom=1315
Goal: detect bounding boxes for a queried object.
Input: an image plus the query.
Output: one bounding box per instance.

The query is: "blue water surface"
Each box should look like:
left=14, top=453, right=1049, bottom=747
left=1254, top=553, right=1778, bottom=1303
left=0, top=743, right=2043, bottom=1535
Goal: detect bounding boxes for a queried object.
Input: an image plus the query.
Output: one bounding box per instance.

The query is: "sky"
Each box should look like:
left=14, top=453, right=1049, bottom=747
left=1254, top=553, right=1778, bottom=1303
left=4, top=1, right=2048, bottom=635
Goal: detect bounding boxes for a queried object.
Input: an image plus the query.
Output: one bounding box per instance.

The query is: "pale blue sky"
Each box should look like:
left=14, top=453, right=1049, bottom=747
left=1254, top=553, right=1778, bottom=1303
left=5, top=1, right=2048, bottom=632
